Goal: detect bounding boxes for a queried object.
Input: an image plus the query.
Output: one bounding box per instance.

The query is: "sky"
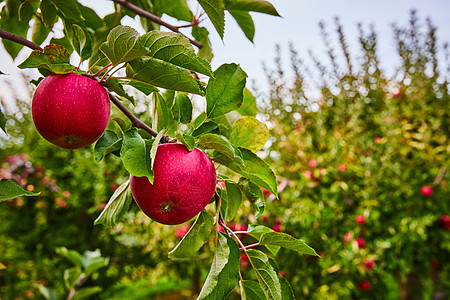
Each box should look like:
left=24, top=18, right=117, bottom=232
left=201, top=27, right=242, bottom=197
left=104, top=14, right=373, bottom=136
left=1, top=0, right=450, bottom=100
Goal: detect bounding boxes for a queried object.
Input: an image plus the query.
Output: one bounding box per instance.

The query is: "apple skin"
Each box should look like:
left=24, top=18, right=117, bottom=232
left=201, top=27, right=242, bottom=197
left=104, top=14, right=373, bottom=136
left=421, top=185, right=433, bottom=196
left=130, top=143, right=217, bottom=225
left=32, top=72, right=110, bottom=149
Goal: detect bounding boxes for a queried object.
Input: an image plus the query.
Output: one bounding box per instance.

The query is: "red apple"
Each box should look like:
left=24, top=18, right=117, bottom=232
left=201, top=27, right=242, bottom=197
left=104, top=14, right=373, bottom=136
left=303, top=170, right=313, bottom=179
left=175, top=224, right=190, bottom=238
left=356, top=238, right=365, bottom=248
left=32, top=72, right=110, bottom=149
left=272, top=223, right=281, bottom=232
left=343, top=232, right=352, bottom=243
left=130, top=143, right=216, bottom=225
left=338, top=164, right=347, bottom=172
left=356, top=215, right=366, bottom=224
left=421, top=185, right=433, bottom=197
left=357, top=281, right=370, bottom=291
left=437, top=215, right=450, bottom=230
left=308, top=159, right=318, bottom=168
left=364, top=260, right=375, bottom=270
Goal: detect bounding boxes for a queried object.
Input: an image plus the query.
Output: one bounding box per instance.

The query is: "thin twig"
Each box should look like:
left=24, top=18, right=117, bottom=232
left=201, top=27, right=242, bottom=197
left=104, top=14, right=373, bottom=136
left=92, top=64, right=112, bottom=77
left=107, top=90, right=172, bottom=143
left=239, top=243, right=260, bottom=251
left=433, top=167, right=446, bottom=186
left=110, top=0, right=203, bottom=49
left=0, top=29, right=43, bottom=51
left=84, top=74, right=172, bottom=143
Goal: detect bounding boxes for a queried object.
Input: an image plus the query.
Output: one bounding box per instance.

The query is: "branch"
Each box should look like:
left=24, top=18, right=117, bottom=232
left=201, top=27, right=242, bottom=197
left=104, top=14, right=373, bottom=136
left=111, top=0, right=203, bottom=49
left=106, top=90, right=173, bottom=143
left=0, top=29, right=43, bottom=52
left=84, top=74, right=173, bottom=143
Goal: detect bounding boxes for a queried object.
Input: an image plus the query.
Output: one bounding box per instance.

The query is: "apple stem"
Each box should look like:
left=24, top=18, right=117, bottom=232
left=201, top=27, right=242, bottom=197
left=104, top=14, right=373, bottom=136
left=111, top=0, right=203, bottom=49
left=106, top=90, right=173, bottom=143
left=233, top=231, right=249, bottom=235
left=104, top=65, right=126, bottom=82
left=239, top=243, right=260, bottom=251
left=0, top=29, right=43, bottom=52
left=92, top=64, right=112, bottom=77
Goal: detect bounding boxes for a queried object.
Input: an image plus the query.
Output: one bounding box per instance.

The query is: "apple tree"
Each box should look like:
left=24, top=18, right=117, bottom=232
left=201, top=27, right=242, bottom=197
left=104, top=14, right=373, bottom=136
left=258, top=12, right=449, bottom=298
left=0, top=0, right=318, bottom=298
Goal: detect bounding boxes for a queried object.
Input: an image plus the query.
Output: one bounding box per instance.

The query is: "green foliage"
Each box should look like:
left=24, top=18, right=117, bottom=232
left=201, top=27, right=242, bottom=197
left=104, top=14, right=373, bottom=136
left=0, top=0, right=315, bottom=299
left=0, top=178, right=40, bottom=201
left=198, top=232, right=240, bottom=299
left=169, top=210, right=214, bottom=259
left=18, top=44, right=74, bottom=74
left=259, top=11, right=450, bottom=298
left=94, top=180, right=132, bottom=227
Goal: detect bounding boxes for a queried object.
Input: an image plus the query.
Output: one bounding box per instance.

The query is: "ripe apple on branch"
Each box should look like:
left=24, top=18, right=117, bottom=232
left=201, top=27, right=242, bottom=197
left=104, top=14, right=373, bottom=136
left=0, top=1, right=319, bottom=298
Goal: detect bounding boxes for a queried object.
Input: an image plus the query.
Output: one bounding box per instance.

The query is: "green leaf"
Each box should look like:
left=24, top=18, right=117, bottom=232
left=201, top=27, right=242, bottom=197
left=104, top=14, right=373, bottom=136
left=193, top=121, right=218, bottom=137
left=18, top=44, right=74, bottom=74
left=278, top=274, right=295, bottom=300
left=40, top=0, right=58, bottom=28
left=206, top=64, right=247, bottom=118
left=0, top=4, right=30, bottom=58
left=238, top=177, right=265, bottom=218
left=0, top=105, right=6, bottom=134
left=192, top=26, right=213, bottom=62
left=72, top=287, right=103, bottom=300
left=260, top=232, right=319, bottom=256
left=164, top=89, right=176, bottom=107
left=172, top=94, right=193, bottom=124
left=176, top=133, right=195, bottom=151
left=84, top=253, right=109, bottom=277
left=50, top=36, right=73, bottom=55
left=126, top=57, right=203, bottom=94
left=94, top=131, right=122, bottom=162
left=18, top=1, right=33, bottom=22
left=152, top=0, right=192, bottom=21
left=169, top=210, right=214, bottom=259
left=213, top=148, right=277, bottom=195
left=94, top=180, right=132, bottom=227
left=224, top=180, right=242, bottom=222
left=112, top=117, right=128, bottom=133
left=64, top=267, right=82, bottom=290
left=242, top=280, right=266, bottom=300
left=153, top=92, right=169, bottom=132
left=224, top=0, right=280, bottom=16
left=55, top=247, right=84, bottom=268
left=197, top=134, right=244, bottom=165
left=51, top=0, right=84, bottom=22
left=238, top=88, right=257, bottom=117
left=247, top=225, right=280, bottom=256
left=229, top=116, right=269, bottom=152
left=198, top=0, right=225, bottom=38
left=246, top=249, right=282, bottom=300
left=78, top=4, right=103, bottom=30
left=36, top=285, right=60, bottom=300
left=0, top=179, right=40, bottom=201
left=229, top=10, right=255, bottom=42
left=150, top=130, right=166, bottom=170
left=126, top=80, right=158, bottom=95
left=99, top=25, right=148, bottom=66
left=198, top=232, right=240, bottom=299
left=71, top=24, right=93, bottom=61
left=31, top=16, right=51, bottom=46
left=103, top=78, right=136, bottom=105
left=140, top=31, right=212, bottom=76
left=120, top=129, right=154, bottom=182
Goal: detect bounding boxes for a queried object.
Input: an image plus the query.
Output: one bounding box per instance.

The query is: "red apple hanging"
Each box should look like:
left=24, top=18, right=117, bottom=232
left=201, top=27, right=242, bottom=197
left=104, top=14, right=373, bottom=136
left=32, top=72, right=111, bottom=149
left=130, top=143, right=217, bottom=225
